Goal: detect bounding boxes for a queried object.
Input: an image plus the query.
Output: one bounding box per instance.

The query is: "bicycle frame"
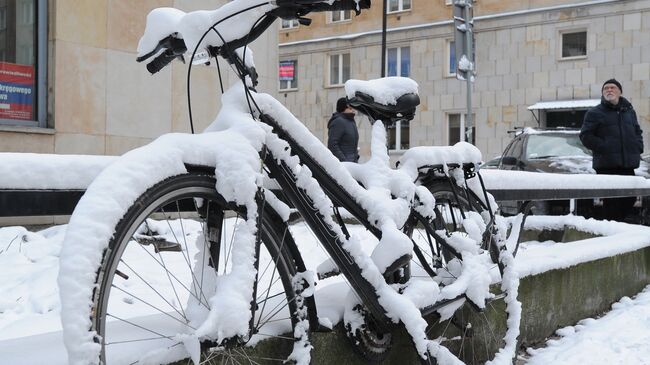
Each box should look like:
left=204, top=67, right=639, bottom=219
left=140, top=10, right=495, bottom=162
left=253, top=109, right=495, bottom=331
left=258, top=113, right=394, bottom=331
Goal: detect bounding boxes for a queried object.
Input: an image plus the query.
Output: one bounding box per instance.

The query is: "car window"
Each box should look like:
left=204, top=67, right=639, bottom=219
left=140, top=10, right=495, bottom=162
left=525, top=134, right=591, bottom=159
left=505, top=138, right=523, bottom=159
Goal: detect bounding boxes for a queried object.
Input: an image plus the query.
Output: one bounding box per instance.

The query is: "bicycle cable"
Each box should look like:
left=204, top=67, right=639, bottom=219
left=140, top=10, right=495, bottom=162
left=185, top=1, right=271, bottom=134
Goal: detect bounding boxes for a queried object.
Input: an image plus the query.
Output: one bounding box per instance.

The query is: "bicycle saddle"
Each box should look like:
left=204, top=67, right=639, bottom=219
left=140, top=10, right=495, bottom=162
left=348, top=91, right=420, bottom=125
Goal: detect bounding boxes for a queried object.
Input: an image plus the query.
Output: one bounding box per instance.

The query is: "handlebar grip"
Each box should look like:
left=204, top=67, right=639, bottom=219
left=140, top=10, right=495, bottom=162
left=146, top=51, right=176, bottom=74
left=275, top=0, right=371, bottom=14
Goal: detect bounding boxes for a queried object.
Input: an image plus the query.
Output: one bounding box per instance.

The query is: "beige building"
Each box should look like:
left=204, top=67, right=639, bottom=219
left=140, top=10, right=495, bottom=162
left=0, top=0, right=278, bottom=155
left=278, top=0, right=650, bottom=161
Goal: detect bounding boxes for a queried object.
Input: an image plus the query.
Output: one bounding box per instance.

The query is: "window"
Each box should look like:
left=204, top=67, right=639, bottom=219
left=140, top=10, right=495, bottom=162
left=328, top=10, right=351, bottom=23
left=329, top=53, right=350, bottom=86
left=447, top=40, right=456, bottom=76
left=388, top=0, right=411, bottom=13
left=281, top=18, right=299, bottom=29
left=546, top=110, right=587, bottom=128
left=503, top=138, right=523, bottom=160
left=387, top=46, right=410, bottom=77
left=279, top=60, right=297, bottom=90
left=0, top=0, right=47, bottom=128
left=19, top=0, right=33, bottom=25
left=388, top=121, right=409, bottom=151
left=0, top=8, right=6, bottom=30
left=561, top=31, right=587, bottom=58
left=448, top=113, right=476, bottom=145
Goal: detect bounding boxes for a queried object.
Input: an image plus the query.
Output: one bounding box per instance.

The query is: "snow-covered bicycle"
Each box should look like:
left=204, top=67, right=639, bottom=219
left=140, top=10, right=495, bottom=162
left=58, top=1, right=521, bottom=364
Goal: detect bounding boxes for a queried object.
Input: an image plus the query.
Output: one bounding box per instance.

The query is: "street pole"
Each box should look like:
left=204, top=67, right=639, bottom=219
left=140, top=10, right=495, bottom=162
left=464, top=2, right=473, bottom=143
left=381, top=0, right=387, bottom=77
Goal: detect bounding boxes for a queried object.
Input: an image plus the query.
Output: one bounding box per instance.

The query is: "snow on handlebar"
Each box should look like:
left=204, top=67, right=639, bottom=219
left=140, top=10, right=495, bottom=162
left=136, top=0, right=371, bottom=73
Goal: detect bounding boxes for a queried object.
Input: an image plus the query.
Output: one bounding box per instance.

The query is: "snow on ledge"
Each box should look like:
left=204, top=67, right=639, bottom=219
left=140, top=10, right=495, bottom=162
left=480, top=169, right=650, bottom=190
left=0, top=153, right=117, bottom=190
left=515, top=215, right=650, bottom=279
left=527, top=99, right=600, bottom=110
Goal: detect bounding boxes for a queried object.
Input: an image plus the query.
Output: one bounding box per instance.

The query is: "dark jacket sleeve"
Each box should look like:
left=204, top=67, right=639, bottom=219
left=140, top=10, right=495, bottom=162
left=328, top=119, right=347, bottom=161
left=580, top=109, right=606, bottom=153
left=633, top=110, right=644, bottom=153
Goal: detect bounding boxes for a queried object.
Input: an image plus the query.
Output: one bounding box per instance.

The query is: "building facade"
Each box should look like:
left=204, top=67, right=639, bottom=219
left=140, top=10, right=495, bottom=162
left=0, top=0, right=278, bottom=155
left=279, top=0, right=650, bottom=161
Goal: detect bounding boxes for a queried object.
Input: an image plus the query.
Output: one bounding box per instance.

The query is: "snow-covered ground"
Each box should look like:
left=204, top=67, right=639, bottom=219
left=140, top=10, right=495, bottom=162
left=1, top=216, right=650, bottom=364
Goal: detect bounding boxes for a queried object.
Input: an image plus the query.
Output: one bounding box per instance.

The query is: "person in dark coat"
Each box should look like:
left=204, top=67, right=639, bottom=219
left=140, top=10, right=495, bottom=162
left=328, top=97, right=359, bottom=162
left=580, top=78, right=644, bottom=222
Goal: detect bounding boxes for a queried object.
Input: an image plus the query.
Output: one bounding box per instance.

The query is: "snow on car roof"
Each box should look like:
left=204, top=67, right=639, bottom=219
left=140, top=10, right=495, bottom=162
left=515, top=127, right=581, bottom=136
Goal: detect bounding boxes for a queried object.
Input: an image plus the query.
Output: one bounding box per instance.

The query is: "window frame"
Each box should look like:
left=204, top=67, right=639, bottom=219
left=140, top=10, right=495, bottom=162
left=386, top=46, right=410, bottom=77
left=0, top=0, right=47, bottom=128
left=327, top=10, right=351, bottom=23
left=446, top=39, right=456, bottom=77
left=280, top=18, right=299, bottom=30
left=559, top=29, right=588, bottom=60
left=387, top=0, right=412, bottom=14
left=327, top=52, right=350, bottom=87
left=447, top=113, right=476, bottom=145
left=387, top=121, right=410, bottom=152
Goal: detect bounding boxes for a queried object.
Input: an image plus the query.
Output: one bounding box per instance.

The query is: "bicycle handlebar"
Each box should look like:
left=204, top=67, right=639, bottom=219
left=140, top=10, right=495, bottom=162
left=139, top=0, right=371, bottom=74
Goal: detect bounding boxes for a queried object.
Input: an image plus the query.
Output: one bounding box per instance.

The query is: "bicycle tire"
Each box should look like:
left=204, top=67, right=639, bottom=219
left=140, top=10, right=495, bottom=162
left=91, top=172, right=311, bottom=364
left=407, top=179, right=514, bottom=365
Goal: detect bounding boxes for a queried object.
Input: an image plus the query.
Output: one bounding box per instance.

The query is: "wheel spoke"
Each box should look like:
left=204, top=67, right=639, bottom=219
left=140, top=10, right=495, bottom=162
left=111, top=284, right=196, bottom=330
left=131, top=239, right=211, bottom=309
left=118, top=259, right=187, bottom=320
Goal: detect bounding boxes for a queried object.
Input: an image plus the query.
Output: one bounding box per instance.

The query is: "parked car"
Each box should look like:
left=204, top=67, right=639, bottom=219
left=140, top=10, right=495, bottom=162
left=496, top=127, right=649, bottom=221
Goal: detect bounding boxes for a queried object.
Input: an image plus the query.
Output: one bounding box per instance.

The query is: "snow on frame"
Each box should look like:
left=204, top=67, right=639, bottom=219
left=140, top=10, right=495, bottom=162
left=245, top=87, right=518, bottom=363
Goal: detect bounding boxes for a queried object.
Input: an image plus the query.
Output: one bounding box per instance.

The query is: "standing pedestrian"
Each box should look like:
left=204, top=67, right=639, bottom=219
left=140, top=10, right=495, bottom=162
left=580, top=79, right=644, bottom=222
left=328, top=97, right=359, bottom=162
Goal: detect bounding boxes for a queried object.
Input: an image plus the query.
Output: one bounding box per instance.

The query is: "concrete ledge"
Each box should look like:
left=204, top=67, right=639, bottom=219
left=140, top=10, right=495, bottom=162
left=518, top=245, right=650, bottom=346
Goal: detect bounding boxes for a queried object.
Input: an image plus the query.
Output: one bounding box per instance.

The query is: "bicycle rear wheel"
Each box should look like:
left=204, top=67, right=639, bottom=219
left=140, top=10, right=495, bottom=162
left=92, top=172, right=310, bottom=364
left=407, top=179, right=514, bottom=365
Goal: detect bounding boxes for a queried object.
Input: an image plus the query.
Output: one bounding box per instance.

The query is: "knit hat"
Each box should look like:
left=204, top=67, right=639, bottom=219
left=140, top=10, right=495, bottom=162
left=336, top=97, right=349, bottom=113
left=602, top=79, right=622, bottom=93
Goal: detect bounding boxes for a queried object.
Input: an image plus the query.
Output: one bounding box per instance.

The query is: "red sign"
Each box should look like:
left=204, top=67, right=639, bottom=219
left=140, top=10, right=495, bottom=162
left=0, top=62, right=35, bottom=121
left=279, top=61, right=295, bottom=81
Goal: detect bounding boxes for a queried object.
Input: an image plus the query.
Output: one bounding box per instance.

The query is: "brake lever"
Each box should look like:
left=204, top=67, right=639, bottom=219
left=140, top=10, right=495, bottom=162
left=136, top=35, right=187, bottom=63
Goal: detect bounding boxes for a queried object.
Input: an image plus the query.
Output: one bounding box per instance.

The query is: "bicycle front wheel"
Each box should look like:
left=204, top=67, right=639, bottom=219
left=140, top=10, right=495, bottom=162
left=92, top=172, right=309, bottom=364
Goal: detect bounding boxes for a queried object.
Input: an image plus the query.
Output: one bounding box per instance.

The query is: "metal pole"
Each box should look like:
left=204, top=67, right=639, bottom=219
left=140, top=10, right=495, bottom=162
left=381, top=0, right=387, bottom=77
left=464, top=2, right=473, bottom=143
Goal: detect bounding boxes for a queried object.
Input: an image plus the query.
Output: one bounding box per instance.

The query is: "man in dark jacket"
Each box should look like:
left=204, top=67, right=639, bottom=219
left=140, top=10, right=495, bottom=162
left=328, top=97, right=359, bottom=162
left=580, top=78, right=644, bottom=221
